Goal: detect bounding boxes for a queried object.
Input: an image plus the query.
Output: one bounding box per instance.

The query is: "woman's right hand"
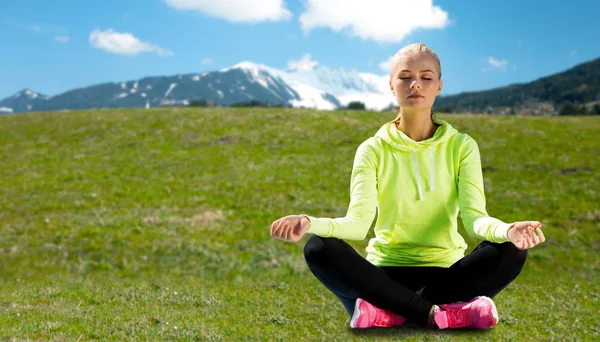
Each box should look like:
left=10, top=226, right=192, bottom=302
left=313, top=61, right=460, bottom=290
left=269, top=215, right=311, bottom=242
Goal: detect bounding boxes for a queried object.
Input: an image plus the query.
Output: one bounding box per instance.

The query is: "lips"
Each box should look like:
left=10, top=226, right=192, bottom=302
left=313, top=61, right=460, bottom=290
left=407, top=94, right=424, bottom=98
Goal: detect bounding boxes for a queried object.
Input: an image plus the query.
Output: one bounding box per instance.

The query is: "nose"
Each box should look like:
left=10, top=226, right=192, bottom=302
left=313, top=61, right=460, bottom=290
left=410, top=81, right=421, bottom=89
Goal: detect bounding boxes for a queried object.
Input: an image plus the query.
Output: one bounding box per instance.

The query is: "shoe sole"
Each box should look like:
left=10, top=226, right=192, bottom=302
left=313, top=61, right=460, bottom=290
left=350, top=298, right=363, bottom=328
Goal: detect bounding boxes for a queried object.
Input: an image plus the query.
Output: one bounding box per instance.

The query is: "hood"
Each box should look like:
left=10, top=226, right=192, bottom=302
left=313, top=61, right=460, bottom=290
left=374, top=118, right=459, bottom=201
left=374, top=117, right=457, bottom=151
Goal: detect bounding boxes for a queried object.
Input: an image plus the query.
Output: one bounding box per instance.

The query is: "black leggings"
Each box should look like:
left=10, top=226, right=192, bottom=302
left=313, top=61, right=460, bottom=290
left=304, top=235, right=527, bottom=327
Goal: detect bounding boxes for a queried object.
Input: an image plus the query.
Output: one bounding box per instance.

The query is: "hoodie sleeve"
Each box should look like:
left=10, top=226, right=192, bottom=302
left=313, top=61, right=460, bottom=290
left=297, top=138, right=378, bottom=241
left=458, top=135, right=514, bottom=243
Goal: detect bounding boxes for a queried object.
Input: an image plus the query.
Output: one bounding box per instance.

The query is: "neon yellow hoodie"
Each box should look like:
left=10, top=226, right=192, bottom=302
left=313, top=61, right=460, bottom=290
left=299, top=118, right=514, bottom=267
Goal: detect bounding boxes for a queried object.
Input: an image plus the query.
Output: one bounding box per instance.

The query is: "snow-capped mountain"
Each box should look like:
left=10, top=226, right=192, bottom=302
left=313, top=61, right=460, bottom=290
left=226, top=62, right=395, bottom=110
left=219, top=62, right=341, bottom=110
left=0, top=62, right=395, bottom=114
left=0, top=89, right=49, bottom=113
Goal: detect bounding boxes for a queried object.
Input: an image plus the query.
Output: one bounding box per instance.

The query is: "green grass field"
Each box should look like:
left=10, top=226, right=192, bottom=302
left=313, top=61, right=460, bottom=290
left=0, top=107, right=598, bottom=341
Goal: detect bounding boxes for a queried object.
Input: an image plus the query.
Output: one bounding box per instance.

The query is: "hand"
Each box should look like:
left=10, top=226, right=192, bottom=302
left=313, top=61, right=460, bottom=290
left=270, top=215, right=311, bottom=242
left=507, top=221, right=546, bottom=250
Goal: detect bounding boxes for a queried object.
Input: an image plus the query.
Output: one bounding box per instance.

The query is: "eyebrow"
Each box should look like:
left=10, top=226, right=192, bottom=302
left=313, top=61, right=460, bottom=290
left=399, top=69, right=435, bottom=73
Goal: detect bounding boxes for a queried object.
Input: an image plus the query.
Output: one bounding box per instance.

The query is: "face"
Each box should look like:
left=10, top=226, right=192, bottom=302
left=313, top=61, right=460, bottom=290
left=389, top=53, right=443, bottom=110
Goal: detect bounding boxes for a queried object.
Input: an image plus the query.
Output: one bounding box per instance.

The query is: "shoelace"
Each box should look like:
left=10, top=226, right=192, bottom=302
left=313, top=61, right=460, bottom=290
left=445, top=308, right=472, bottom=328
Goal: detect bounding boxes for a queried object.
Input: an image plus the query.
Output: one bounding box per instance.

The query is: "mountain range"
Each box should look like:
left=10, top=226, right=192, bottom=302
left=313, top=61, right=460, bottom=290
left=435, top=57, right=600, bottom=114
left=1, top=57, right=598, bottom=115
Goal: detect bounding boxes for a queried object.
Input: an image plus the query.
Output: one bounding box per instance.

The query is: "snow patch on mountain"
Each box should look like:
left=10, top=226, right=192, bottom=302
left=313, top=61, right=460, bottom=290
left=12, top=89, right=46, bottom=100
left=165, top=83, right=177, bottom=97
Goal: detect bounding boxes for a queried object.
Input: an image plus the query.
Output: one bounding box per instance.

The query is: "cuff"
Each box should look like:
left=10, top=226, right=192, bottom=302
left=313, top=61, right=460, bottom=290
left=298, top=214, right=329, bottom=237
left=497, top=222, right=515, bottom=242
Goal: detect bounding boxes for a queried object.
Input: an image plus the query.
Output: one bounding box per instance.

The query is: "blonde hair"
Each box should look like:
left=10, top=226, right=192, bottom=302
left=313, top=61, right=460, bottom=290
left=389, top=43, right=442, bottom=124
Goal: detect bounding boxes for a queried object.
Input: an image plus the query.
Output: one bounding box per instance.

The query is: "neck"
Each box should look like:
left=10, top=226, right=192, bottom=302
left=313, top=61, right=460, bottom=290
left=395, top=108, right=438, bottom=142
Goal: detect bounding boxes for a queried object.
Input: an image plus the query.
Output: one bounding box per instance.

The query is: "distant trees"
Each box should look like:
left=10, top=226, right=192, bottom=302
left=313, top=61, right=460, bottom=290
left=558, top=103, right=600, bottom=115
left=346, top=101, right=366, bottom=110
left=230, top=100, right=289, bottom=108
left=559, top=103, right=590, bottom=115
left=435, top=105, right=456, bottom=114
left=188, top=99, right=291, bottom=108
left=188, top=99, right=216, bottom=107
left=381, top=103, right=399, bottom=112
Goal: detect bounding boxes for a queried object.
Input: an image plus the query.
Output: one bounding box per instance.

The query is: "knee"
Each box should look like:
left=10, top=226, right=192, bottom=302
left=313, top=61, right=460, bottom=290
left=303, top=235, right=332, bottom=265
left=499, top=241, right=528, bottom=274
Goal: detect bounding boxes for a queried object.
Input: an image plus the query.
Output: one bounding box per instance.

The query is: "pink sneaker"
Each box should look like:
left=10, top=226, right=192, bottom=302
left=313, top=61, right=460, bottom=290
left=434, top=296, right=499, bottom=329
left=350, top=298, right=407, bottom=328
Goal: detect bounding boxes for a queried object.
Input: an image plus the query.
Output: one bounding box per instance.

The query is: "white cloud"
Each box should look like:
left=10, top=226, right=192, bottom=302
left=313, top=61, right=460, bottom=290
left=299, top=0, right=449, bottom=43
left=485, top=56, right=509, bottom=71
left=9, top=21, right=68, bottom=38
left=201, top=57, right=214, bottom=65
left=27, top=25, right=44, bottom=34
left=54, top=35, right=70, bottom=43
left=570, top=50, right=578, bottom=57
left=163, top=0, right=291, bottom=22
left=379, top=56, right=393, bottom=72
left=89, top=29, right=174, bottom=56
left=287, top=54, right=319, bottom=71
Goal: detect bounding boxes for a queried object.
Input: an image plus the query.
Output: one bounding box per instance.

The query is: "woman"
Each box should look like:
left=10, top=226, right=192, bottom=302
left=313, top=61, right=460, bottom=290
left=269, top=43, right=545, bottom=330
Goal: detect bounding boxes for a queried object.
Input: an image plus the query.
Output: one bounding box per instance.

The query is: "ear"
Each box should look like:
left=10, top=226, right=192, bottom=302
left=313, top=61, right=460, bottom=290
left=389, top=79, right=395, bottom=95
left=436, top=80, right=443, bottom=95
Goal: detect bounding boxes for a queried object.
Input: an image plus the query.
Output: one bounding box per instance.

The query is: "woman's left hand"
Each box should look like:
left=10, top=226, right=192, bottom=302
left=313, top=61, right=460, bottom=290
left=507, top=221, right=546, bottom=250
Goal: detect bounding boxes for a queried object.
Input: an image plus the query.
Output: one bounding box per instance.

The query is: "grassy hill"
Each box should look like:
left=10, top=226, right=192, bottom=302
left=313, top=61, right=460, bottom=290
left=435, top=57, right=600, bottom=115
left=0, top=107, right=598, bottom=340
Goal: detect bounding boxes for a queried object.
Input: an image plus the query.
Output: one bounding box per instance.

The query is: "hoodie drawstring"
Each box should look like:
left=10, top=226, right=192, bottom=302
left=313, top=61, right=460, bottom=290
left=412, top=147, right=435, bottom=201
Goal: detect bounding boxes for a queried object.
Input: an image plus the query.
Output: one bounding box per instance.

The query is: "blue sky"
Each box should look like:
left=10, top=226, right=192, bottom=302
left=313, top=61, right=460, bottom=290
left=1, top=0, right=599, bottom=99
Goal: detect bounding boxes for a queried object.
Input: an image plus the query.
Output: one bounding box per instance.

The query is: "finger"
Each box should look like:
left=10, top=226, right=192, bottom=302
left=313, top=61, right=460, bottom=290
left=529, top=233, right=537, bottom=248
left=270, top=221, right=276, bottom=237
left=524, top=233, right=534, bottom=249
left=281, top=222, right=290, bottom=240
left=274, top=223, right=284, bottom=239
left=530, top=230, right=540, bottom=246
left=284, top=224, right=293, bottom=241
left=535, top=228, right=546, bottom=243
left=271, top=220, right=281, bottom=235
